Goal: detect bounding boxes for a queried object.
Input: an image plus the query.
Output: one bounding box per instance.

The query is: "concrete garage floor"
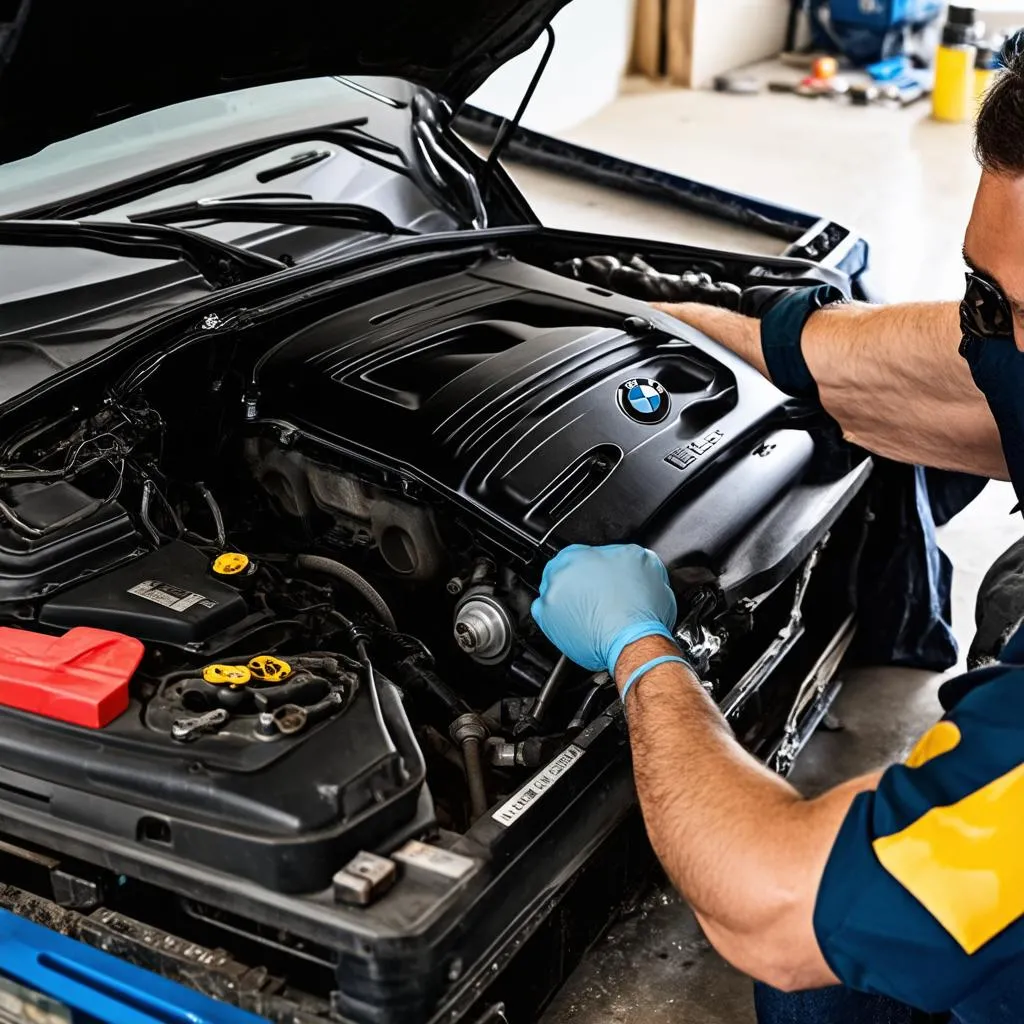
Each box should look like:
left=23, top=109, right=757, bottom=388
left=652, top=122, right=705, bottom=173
left=490, top=77, right=1024, bottom=1023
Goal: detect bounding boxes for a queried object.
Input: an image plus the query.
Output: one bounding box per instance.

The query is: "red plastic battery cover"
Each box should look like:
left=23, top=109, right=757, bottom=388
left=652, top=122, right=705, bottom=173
left=0, top=626, right=143, bottom=728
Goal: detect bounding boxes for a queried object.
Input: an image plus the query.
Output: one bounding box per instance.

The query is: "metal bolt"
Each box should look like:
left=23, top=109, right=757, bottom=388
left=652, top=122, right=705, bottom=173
left=455, top=621, right=477, bottom=651
left=450, top=713, right=488, bottom=745
left=453, top=596, right=512, bottom=662
left=446, top=577, right=464, bottom=596
left=624, top=315, right=655, bottom=333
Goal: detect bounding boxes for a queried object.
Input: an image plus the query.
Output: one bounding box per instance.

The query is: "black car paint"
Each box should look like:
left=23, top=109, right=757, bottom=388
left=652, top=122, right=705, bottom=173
left=0, top=83, right=491, bottom=404
left=0, top=0, right=574, bottom=162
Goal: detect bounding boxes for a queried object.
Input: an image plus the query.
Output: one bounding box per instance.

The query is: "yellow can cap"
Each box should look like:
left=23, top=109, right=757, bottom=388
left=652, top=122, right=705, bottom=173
left=203, top=664, right=252, bottom=686
left=248, top=655, right=292, bottom=682
left=212, top=552, right=250, bottom=576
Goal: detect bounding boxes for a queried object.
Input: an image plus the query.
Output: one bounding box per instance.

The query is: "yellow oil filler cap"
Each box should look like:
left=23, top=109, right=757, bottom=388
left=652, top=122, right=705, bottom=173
left=212, top=552, right=251, bottom=576
left=203, top=664, right=252, bottom=687
left=248, top=656, right=292, bottom=683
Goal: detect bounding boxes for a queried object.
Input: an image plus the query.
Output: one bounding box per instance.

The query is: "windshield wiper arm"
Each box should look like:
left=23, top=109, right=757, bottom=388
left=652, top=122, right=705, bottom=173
left=12, top=119, right=414, bottom=221
left=128, top=194, right=417, bottom=236
left=0, top=219, right=286, bottom=288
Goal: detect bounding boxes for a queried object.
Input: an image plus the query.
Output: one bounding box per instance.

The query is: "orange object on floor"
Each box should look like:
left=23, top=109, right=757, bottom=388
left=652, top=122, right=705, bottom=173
left=0, top=626, right=143, bottom=728
left=812, top=55, right=839, bottom=80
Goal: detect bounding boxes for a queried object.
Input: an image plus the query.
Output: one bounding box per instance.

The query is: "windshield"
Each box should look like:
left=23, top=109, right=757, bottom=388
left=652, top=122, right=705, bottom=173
left=0, top=76, right=412, bottom=217
left=0, top=72, right=469, bottom=405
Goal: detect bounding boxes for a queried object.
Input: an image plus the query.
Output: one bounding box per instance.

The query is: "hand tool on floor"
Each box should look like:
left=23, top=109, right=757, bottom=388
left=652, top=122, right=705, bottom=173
left=713, top=73, right=762, bottom=94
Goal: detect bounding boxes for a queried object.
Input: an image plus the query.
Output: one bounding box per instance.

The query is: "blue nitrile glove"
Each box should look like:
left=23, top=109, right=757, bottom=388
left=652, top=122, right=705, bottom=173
left=531, top=544, right=678, bottom=676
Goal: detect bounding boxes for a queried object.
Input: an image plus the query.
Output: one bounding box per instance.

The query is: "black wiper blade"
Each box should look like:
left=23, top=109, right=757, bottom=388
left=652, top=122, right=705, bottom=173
left=0, top=219, right=285, bottom=288
left=128, top=193, right=417, bottom=237
left=11, top=119, right=413, bottom=221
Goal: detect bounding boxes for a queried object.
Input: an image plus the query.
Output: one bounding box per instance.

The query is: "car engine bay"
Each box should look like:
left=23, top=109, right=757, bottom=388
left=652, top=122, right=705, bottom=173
left=0, top=243, right=875, bottom=1023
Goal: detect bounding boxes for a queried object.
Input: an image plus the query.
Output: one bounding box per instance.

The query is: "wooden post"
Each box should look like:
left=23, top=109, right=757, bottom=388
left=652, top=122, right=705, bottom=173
left=631, top=0, right=665, bottom=77
left=666, top=0, right=696, bottom=86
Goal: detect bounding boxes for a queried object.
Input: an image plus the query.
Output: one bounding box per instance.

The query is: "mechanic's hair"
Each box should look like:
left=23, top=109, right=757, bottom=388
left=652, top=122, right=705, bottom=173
left=976, top=30, right=1024, bottom=173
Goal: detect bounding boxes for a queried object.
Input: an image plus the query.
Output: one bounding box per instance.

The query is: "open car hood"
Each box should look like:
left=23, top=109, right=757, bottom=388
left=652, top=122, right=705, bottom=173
left=0, top=0, right=570, bottom=163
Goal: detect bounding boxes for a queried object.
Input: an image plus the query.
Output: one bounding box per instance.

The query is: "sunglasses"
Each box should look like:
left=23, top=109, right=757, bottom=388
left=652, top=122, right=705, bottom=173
left=961, top=270, right=1014, bottom=340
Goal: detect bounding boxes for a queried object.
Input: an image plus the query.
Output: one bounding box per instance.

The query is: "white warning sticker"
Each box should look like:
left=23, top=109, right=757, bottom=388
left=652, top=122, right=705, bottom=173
left=128, top=580, right=214, bottom=613
left=491, top=744, right=586, bottom=827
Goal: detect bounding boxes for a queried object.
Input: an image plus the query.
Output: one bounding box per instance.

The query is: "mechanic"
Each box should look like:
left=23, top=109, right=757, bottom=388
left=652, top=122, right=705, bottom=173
left=531, top=33, right=1024, bottom=1024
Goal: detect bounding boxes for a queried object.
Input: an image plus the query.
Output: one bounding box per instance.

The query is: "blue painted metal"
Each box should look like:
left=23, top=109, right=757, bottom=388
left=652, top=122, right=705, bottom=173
left=806, top=0, right=943, bottom=63
left=0, top=908, right=265, bottom=1024
left=454, top=106, right=873, bottom=293
left=458, top=107, right=816, bottom=242
left=829, top=0, right=942, bottom=30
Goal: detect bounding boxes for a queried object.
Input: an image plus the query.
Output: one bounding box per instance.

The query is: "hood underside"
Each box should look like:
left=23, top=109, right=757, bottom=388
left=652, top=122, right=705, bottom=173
left=0, top=0, right=570, bottom=163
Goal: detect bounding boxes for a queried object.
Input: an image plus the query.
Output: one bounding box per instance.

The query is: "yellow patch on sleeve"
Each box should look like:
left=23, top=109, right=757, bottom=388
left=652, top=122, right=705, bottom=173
left=873, top=761, right=1024, bottom=954
left=905, top=721, right=962, bottom=769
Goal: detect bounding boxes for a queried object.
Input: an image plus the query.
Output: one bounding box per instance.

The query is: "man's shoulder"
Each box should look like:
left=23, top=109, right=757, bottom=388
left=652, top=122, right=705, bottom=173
left=813, top=660, right=1024, bottom=1012
left=880, top=662, right=1024, bottom=834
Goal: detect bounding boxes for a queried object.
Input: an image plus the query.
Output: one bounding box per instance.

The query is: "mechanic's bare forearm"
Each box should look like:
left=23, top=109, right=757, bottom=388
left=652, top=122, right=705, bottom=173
left=653, top=301, right=768, bottom=376
left=616, top=636, right=881, bottom=990
left=655, top=300, right=1007, bottom=479
left=804, top=301, right=1006, bottom=476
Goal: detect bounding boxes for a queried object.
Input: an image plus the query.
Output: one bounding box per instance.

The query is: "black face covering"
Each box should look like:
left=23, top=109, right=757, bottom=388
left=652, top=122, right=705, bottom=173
left=960, top=332, right=1024, bottom=507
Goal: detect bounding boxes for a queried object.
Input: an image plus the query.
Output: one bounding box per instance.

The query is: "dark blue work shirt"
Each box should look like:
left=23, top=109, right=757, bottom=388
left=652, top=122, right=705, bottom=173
left=813, top=652, right=1024, bottom=1018
left=760, top=288, right=1024, bottom=1018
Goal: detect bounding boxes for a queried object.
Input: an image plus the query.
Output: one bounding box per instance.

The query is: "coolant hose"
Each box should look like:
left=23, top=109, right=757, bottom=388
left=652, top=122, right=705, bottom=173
left=451, top=713, right=490, bottom=821
left=463, top=735, right=489, bottom=822
left=296, top=554, right=397, bottom=630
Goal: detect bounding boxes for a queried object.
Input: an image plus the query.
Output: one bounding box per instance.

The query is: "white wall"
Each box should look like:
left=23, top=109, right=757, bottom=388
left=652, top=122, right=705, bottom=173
left=690, top=0, right=791, bottom=87
left=468, top=0, right=635, bottom=134
left=973, top=2, right=1024, bottom=34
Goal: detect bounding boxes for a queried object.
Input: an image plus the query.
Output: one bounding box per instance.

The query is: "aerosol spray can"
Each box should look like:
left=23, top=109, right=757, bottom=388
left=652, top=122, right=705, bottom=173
left=975, top=41, right=999, bottom=104
left=932, top=6, right=979, bottom=122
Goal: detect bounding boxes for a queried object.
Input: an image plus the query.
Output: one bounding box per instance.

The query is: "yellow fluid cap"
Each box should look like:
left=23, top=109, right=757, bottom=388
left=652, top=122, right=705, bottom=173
left=212, top=552, right=251, bottom=576
left=248, top=655, right=292, bottom=682
left=203, top=664, right=252, bottom=686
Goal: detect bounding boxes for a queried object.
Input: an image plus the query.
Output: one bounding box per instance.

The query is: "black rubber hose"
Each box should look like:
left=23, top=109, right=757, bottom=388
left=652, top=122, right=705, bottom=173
left=568, top=675, right=614, bottom=732
left=296, top=554, right=397, bottom=630
left=462, top=734, right=489, bottom=821
left=533, top=655, right=571, bottom=724
left=514, top=654, right=572, bottom=737
left=375, top=629, right=472, bottom=720
left=414, top=664, right=471, bottom=720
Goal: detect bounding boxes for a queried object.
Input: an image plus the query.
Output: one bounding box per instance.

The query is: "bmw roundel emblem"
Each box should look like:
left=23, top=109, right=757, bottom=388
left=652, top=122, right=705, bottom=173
left=617, top=378, right=670, bottom=424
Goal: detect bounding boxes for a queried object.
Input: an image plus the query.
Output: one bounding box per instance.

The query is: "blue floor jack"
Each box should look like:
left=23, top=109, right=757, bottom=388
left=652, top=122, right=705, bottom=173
left=0, top=909, right=263, bottom=1023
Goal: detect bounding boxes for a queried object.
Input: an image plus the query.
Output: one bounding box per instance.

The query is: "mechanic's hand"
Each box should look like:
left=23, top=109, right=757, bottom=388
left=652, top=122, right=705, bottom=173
left=531, top=544, right=678, bottom=675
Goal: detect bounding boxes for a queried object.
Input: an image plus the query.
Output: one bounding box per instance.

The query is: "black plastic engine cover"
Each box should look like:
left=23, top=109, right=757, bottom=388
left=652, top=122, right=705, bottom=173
left=256, top=258, right=812, bottom=569
left=0, top=482, right=142, bottom=604
left=39, top=541, right=248, bottom=646
left=0, top=671, right=424, bottom=894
